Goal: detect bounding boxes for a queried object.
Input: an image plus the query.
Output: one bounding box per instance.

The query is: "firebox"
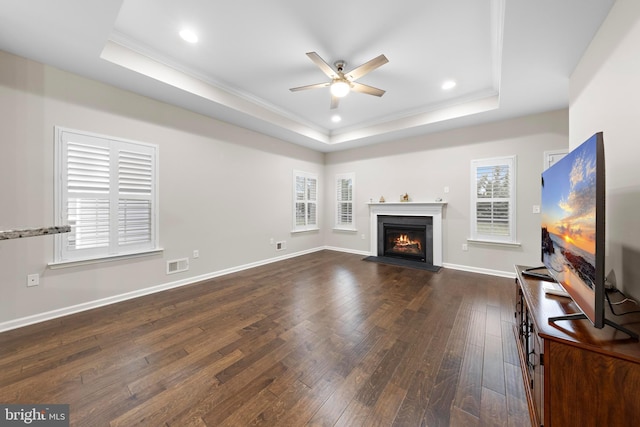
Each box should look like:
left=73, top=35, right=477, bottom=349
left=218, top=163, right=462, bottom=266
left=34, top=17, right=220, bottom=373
left=384, top=224, right=426, bottom=261
left=377, top=215, right=433, bottom=265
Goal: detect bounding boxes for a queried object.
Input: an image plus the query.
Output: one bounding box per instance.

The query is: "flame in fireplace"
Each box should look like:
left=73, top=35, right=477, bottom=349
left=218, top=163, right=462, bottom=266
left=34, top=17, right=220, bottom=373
left=394, top=234, right=422, bottom=251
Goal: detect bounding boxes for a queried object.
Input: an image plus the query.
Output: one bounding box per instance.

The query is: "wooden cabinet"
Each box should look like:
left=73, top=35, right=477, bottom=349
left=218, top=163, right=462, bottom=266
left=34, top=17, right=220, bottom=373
left=515, top=277, right=545, bottom=425
left=514, top=265, right=640, bottom=427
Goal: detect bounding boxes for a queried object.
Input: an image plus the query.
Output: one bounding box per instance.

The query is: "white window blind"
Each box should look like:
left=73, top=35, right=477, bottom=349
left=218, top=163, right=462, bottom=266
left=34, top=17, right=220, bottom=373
left=55, top=128, right=158, bottom=262
left=470, top=156, right=516, bottom=243
left=335, top=173, right=355, bottom=230
left=293, top=170, right=318, bottom=232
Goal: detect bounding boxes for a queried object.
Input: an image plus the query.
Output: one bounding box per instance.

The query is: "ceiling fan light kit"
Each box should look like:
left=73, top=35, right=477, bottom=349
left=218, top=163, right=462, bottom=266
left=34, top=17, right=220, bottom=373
left=290, top=52, right=388, bottom=109
left=330, top=80, right=350, bottom=98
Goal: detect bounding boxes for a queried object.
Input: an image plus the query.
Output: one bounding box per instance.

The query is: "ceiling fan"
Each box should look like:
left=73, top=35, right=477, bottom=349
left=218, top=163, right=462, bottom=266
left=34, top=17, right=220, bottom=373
left=290, top=52, right=389, bottom=109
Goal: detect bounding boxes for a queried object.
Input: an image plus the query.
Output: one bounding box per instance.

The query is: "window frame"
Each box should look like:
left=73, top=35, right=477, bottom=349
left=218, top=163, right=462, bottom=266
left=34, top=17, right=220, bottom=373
left=334, top=172, right=356, bottom=231
left=53, top=127, right=159, bottom=265
left=292, top=170, right=319, bottom=232
left=469, top=155, right=517, bottom=244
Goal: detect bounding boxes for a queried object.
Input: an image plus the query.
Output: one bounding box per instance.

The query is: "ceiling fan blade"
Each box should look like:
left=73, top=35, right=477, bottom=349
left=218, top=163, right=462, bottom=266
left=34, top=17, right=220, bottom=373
left=306, top=52, right=338, bottom=79
left=351, top=82, right=386, bottom=97
left=289, top=82, right=330, bottom=92
left=330, top=95, right=340, bottom=109
left=345, top=54, right=389, bottom=81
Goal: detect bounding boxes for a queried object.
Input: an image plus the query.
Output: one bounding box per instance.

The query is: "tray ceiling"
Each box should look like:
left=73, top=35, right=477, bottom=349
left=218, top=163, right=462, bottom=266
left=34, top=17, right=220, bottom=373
left=0, top=0, right=615, bottom=151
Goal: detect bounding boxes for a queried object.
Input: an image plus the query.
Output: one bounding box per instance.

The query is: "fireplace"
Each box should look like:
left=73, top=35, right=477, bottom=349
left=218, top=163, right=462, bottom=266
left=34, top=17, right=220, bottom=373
left=378, top=215, right=432, bottom=264
left=368, top=202, right=446, bottom=267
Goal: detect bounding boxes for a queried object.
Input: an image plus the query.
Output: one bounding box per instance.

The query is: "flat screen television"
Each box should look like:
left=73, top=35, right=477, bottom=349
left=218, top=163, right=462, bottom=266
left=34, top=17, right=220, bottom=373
left=539, top=132, right=636, bottom=338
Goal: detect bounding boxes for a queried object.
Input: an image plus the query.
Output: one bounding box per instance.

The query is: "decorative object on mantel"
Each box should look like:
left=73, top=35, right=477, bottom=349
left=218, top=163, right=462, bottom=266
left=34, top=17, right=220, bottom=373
left=379, top=196, right=385, bottom=203
left=0, top=225, right=71, bottom=241
left=400, top=193, right=410, bottom=202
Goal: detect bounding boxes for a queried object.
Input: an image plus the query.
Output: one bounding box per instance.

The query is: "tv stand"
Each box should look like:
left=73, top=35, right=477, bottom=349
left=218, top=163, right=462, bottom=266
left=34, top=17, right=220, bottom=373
left=549, top=313, right=639, bottom=340
left=521, top=266, right=555, bottom=281
left=514, top=265, right=640, bottom=427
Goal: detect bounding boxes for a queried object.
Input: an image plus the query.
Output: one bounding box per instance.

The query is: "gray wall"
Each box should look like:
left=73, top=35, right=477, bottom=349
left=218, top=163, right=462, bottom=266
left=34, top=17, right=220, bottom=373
left=570, top=0, right=640, bottom=299
left=324, top=110, right=569, bottom=275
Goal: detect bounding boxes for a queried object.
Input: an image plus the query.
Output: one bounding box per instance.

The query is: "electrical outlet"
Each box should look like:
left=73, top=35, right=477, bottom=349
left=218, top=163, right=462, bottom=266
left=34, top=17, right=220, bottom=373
left=193, top=250, right=199, bottom=259
left=462, top=243, right=468, bottom=252
left=270, top=238, right=275, bottom=245
left=27, top=273, right=39, bottom=287
left=361, top=234, right=366, bottom=240
left=444, top=186, right=450, bottom=193
left=532, top=205, right=541, bottom=214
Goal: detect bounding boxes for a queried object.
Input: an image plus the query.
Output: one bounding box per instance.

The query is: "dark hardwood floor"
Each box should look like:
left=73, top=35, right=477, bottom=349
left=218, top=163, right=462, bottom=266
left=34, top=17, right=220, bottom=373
left=0, top=251, right=530, bottom=426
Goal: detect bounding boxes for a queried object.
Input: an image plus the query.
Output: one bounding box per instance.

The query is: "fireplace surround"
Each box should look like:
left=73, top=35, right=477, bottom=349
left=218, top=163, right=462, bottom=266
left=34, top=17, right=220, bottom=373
left=368, top=202, right=446, bottom=267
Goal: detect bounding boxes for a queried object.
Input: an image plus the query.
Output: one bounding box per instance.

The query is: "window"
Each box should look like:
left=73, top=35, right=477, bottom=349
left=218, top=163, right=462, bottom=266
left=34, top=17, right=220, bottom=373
left=470, top=156, right=516, bottom=243
left=335, top=173, right=355, bottom=230
left=543, top=149, right=568, bottom=170
left=293, top=170, right=318, bottom=232
left=54, top=127, right=158, bottom=263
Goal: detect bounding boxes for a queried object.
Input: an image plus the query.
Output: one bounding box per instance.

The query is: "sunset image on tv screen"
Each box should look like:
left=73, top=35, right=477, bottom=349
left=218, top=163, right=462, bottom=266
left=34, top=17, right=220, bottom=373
left=541, top=135, right=598, bottom=297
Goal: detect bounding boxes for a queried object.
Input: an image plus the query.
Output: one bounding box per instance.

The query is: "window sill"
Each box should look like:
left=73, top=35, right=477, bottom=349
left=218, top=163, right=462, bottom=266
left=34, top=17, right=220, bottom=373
left=333, top=227, right=357, bottom=232
left=48, top=248, right=164, bottom=269
left=467, top=239, right=521, bottom=248
left=290, top=228, right=320, bottom=234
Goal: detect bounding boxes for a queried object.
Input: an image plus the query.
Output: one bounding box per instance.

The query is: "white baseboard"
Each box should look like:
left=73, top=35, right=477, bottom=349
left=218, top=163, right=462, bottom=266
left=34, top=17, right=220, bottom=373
left=442, top=262, right=515, bottom=278
left=322, top=246, right=371, bottom=256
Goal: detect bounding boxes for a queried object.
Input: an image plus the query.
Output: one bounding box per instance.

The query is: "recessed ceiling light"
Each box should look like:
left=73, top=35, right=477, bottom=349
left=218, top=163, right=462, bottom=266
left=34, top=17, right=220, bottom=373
left=331, top=114, right=342, bottom=123
left=179, top=29, right=198, bottom=44
left=442, top=80, right=457, bottom=90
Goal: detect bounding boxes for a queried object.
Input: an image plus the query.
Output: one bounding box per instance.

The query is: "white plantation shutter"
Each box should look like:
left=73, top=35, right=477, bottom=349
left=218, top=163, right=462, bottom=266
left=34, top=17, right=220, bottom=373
left=335, top=173, right=355, bottom=230
left=55, top=128, right=158, bottom=262
left=293, top=171, right=318, bottom=231
left=470, top=156, right=516, bottom=243
left=306, top=177, right=317, bottom=226
left=295, top=175, right=306, bottom=226
left=66, top=141, right=110, bottom=252
left=118, top=150, right=153, bottom=246
left=118, top=199, right=151, bottom=245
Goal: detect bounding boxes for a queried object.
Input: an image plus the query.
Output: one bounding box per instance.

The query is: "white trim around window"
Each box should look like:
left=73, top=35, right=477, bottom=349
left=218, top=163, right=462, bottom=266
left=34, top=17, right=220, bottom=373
left=334, top=172, right=356, bottom=231
left=470, top=155, right=517, bottom=244
left=292, top=170, right=319, bottom=232
left=53, top=127, right=159, bottom=264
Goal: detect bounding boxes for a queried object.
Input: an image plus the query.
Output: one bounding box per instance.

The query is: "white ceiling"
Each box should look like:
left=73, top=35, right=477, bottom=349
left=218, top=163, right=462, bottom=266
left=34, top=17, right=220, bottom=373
left=0, top=0, right=614, bottom=152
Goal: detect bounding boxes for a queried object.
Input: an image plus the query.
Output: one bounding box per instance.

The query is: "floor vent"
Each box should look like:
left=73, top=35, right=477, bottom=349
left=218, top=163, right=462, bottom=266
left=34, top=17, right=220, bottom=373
left=166, top=258, right=189, bottom=275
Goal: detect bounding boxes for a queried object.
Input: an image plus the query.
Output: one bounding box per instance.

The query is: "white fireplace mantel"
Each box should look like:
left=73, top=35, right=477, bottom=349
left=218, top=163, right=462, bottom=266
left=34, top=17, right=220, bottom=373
left=368, top=202, right=447, bottom=266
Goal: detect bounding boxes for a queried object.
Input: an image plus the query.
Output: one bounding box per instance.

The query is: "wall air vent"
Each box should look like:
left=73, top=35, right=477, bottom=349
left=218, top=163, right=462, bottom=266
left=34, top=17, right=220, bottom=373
left=166, top=258, right=189, bottom=275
